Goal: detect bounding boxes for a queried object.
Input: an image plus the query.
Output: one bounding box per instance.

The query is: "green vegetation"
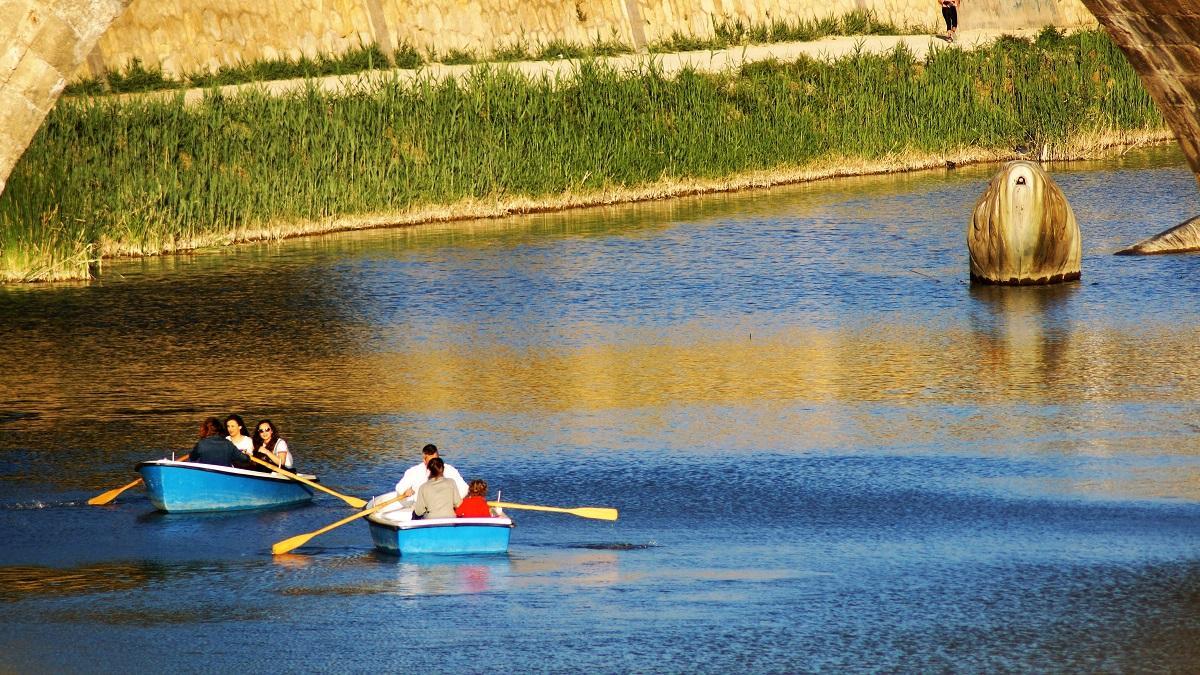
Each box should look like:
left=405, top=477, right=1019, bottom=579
left=651, top=9, right=929, bottom=52
left=181, top=44, right=391, bottom=88
left=5, top=30, right=1163, bottom=281
left=393, top=42, right=425, bottom=70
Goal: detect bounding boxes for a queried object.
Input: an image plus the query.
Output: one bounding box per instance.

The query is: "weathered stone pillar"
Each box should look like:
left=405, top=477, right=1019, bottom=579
left=0, top=0, right=129, bottom=199
left=968, top=161, right=1082, bottom=285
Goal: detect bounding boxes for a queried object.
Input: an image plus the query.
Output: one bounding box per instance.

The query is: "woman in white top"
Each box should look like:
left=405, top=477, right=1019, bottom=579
left=252, top=419, right=293, bottom=469
left=224, top=414, right=254, bottom=455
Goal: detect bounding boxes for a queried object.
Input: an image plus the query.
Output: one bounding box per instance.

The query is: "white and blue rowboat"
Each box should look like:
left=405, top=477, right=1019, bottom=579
left=365, top=495, right=513, bottom=555
left=136, top=459, right=317, bottom=512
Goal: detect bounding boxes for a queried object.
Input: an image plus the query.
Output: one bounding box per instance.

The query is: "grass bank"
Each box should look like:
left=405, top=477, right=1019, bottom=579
left=2, top=28, right=1165, bottom=282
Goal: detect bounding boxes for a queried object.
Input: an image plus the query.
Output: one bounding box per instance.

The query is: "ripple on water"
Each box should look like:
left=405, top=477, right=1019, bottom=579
left=0, top=148, right=1198, bottom=671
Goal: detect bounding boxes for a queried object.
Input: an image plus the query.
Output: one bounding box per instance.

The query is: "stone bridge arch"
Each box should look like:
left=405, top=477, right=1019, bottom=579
left=1079, top=1, right=1200, bottom=253
left=0, top=0, right=128, bottom=197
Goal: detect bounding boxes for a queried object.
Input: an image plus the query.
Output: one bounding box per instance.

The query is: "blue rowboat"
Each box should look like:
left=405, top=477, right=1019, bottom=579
left=135, top=459, right=316, bottom=512
left=366, top=508, right=514, bottom=556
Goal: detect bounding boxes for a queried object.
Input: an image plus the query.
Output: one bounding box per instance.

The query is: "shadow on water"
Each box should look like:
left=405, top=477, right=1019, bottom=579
left=0, top=411, right=40, bottom=425
left=133, top=501, right=317, bottom=524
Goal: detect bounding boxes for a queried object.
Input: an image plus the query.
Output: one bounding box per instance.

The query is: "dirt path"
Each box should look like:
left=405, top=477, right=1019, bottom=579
left=159, top=28, right=1040, bottom=104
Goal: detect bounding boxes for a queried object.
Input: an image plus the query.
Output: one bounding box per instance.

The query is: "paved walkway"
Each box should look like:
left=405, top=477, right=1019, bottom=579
left=161, top=28, right=1039, bottom=105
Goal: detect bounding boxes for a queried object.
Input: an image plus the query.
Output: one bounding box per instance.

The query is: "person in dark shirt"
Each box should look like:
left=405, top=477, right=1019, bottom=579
left=189, top=417, right=249, bottom=467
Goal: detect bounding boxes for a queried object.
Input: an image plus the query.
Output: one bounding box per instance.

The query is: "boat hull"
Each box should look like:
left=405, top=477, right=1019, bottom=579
left=367, top=515, right=513, bottom=555
left=136, top=460, right=315, bottom=512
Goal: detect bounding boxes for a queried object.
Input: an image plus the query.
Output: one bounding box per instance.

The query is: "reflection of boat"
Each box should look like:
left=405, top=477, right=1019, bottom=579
left=365, top=494, right=513, bottom=555
left=135, top=459, right=316, bottom=512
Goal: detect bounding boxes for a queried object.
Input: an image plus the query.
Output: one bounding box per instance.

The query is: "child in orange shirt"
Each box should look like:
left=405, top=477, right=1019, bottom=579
left=455, top=479, right=493, bottom=518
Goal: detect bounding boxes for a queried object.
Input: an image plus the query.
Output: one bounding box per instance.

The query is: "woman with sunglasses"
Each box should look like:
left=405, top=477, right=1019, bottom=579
left=252, top=419, right=293, bottom=470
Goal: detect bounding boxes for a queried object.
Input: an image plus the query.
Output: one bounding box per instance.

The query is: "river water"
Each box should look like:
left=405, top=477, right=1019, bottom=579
left=1, top=147, right=1198, bottom=672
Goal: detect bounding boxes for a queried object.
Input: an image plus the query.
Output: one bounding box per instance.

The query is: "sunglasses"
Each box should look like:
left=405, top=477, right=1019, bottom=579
left=258, top=428, right=271, bottom=433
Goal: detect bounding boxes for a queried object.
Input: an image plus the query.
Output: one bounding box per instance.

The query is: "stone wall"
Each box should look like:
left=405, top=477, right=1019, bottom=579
left=79, top=0, right=1097, bottom=79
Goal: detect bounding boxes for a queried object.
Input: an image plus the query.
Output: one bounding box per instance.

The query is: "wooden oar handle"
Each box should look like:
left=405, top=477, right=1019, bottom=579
left=247, top=455, right=367, bottom=509
left=271, top=494, right=405, bottom=555
left=487, top=501, right=618, bottom=521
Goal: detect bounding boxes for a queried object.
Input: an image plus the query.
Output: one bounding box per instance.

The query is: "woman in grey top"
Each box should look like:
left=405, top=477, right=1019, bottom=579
left=412, top=457, right=462, bottom=519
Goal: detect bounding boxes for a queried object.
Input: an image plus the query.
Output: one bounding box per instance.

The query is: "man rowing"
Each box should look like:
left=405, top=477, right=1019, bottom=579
left=394, top=443, right=468, bottom=507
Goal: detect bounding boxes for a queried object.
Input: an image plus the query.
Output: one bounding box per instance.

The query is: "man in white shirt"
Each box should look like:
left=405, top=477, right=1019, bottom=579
left=395, top=443, right=468, bottom=504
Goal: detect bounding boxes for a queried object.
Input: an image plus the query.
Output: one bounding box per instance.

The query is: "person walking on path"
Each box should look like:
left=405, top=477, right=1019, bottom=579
left=940, top=0, right=960, bottom=42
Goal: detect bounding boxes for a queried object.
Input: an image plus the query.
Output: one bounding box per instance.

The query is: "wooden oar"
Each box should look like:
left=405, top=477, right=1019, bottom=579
left=272, top=494, right=405, bottom=555
left=247, top=455, right=366, bottom=509
left=488, top=500, right=618, bottom=521
left=87, top=453, right=191, bottom=505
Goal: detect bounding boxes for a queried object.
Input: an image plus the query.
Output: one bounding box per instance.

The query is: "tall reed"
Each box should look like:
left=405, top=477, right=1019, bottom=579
left=1, top=30, right=1164, bottom=281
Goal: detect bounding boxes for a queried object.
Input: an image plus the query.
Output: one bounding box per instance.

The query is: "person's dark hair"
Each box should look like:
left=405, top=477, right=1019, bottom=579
left=198, top=417, right=222, bottom=440
left=224, top=414, right=246, bottom=436
left=421, top=443, right=439, bottom=456
left=253, top=419, right=279, bottom=451
left=468, top=479, right=487, bottom=497
left=427, top=457, right=445, bottom=478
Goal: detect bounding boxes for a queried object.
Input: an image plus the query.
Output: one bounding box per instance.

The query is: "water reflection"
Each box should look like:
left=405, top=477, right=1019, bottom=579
left=387, top=555, right=511, bottom=595
left=967, top=283, right=1079, bottom=396
left=280, top=554, right=514, bottom=596
left=509, top=550, right=621, bottom=588
left=0, top=561, right=169, bottom=601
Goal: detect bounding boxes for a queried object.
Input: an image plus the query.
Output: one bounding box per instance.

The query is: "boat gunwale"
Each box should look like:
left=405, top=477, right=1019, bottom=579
left=135, top=459, right=319, bottom=486
left=367, top=515, right=514, bottom=532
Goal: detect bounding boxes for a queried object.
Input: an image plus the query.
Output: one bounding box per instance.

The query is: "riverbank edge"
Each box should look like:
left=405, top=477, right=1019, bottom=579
left=90, top=127, right=1175, bottom=266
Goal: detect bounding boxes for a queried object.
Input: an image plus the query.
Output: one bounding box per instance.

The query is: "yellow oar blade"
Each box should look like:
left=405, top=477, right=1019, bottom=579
left=272, top=532, right=319, bottom=556
left=87, top=453, right=191, bottom=506
left=248, top=455, right=367, bottom=508
left=570, top=507, right=619, bottom=521
left=87, top=478, right=142, bottom=506
left=488, top=501, right=618, bottom=521
left=272, top=494, right=405, bottom=555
